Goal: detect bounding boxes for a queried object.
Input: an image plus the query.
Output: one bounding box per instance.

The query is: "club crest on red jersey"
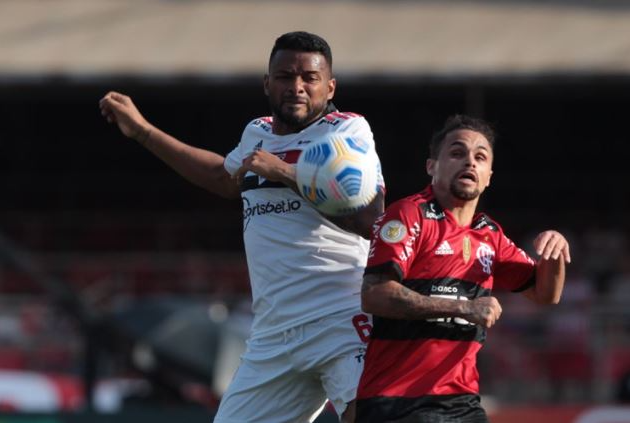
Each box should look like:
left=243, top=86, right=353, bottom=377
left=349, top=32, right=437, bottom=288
left=476, top=242, right=495, bottom=274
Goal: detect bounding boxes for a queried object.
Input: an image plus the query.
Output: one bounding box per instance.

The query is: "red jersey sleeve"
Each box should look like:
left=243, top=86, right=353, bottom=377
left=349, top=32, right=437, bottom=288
left=493, top=232, right=536, bottom=292
left=365, top=198, right=423, bottom=281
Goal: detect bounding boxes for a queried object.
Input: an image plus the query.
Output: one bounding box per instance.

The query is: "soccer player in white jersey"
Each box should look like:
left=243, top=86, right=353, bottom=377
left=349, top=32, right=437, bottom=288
left=99, top=31, right=385, bottom=423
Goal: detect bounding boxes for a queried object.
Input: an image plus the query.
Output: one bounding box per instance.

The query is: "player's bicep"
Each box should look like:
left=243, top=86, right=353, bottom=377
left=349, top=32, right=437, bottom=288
left=362, top=267, right=400, bottom=293
left=520, top=285, right=538, bottom=302
left=210, top=162, right=241, bottom=199
left=220, top=142, right=247, bottom=198
left=494, top=234, right=536, bottom=292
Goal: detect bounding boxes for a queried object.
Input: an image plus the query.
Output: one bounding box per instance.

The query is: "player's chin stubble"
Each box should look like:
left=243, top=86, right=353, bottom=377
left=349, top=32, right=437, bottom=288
left=270, top=100, right=323, bottom=128
left=450, top=180, right=480, bottom=201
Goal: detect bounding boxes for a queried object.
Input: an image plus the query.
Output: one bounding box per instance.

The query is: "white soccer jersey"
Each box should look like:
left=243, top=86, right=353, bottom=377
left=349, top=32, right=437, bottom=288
left=224, top=111, right=384, bottom=339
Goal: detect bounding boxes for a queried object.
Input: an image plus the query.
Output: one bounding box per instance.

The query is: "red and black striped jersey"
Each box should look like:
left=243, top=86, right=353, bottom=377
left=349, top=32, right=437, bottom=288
left=357, top=185, right=535, bottom=412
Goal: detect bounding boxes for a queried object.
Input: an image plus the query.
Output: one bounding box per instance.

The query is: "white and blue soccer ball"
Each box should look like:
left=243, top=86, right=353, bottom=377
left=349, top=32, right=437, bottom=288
left=296, top=134, right=380, bottom=216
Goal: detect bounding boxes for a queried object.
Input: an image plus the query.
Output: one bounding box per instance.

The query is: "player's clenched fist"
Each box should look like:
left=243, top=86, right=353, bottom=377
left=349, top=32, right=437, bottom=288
left=233, top=149, right=296, bottom=187
left=99, top=92, right=153, bottom=145
left=463, top=296, right=502, bottom=328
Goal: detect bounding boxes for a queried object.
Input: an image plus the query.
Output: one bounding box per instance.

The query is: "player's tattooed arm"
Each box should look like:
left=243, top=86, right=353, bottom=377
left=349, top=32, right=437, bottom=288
left=361, top=273, right=424, bottom=319
left=361, top=272, right=503, bottom=327
left=362, top=273, right=461, bottom=319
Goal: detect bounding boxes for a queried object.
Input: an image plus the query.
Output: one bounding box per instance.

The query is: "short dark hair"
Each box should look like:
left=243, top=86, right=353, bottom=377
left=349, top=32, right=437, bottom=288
left=269, top=31, right=333, bottom=71
left=429, top=114, right=496, bottom=159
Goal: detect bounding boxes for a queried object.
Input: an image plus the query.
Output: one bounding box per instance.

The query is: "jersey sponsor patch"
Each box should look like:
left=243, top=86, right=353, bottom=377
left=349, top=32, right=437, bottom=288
left=379, top=220, right=407, bottom=244
left=241, top=196, right=301, bottom=231
left=421, top=201, right=445, bottom=220
left=435, top=240, right=454, bottom=255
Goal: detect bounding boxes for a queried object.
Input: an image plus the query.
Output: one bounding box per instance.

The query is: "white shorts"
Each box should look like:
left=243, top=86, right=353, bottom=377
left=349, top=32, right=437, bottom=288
left=213, top=309, right=371, bottom=423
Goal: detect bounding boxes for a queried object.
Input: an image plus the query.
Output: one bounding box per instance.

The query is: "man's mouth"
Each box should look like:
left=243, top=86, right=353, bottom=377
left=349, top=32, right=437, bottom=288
left=458, top=171, right=478, bottom=183
left=283, top=97, right=308, bottom=105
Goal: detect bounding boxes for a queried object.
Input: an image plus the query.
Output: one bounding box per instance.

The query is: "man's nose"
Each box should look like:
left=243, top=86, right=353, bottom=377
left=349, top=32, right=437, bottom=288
left=289, top=77, right=305, bottom=93
left=465, top=152, right=476, bottom=167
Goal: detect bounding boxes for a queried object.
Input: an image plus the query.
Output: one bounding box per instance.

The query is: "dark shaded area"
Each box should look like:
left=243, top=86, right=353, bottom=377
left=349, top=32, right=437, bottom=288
left=1, top=75, right=629, bottom=252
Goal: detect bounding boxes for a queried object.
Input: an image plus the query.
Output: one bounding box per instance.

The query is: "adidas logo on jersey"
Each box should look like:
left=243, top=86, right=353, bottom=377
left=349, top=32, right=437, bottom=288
left=435, top=240, right=454, bottom=255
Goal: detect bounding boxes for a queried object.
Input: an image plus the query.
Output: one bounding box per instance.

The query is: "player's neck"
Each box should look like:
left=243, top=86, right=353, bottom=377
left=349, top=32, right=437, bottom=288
left=449, top=204, right=478, bottom=227
left=271, top=112, right=326, bottom=135
left=272, top=122, right=303, bottom=135
left=433, top=188, right=479, bottom=226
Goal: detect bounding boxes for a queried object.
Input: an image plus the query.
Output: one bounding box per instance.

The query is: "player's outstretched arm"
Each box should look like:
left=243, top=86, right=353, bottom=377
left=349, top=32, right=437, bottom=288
left=361, top=271, right=502, bottom=328
left=99, top=91, right=240, bottom=199
left=522, top=230, right=571, bottom=304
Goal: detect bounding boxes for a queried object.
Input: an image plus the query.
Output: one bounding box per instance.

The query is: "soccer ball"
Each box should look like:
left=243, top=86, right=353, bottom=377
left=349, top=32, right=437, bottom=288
left=296, top=134, right=380, bottom=216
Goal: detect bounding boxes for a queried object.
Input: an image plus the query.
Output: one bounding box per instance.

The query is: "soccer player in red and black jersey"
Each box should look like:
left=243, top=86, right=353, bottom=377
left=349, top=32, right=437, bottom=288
left=356, top=115, right=571, bottom=422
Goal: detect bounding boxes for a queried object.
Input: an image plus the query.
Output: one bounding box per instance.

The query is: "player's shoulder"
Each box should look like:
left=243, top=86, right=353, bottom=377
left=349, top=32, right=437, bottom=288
left=406, top=187, right=447, bottom=221
left=471, top=213, right=503, bottom=233
left=323, top=111, right=364, bottom=121
left=386, top=187, right=439, bottom=220
left=470, top=213, right=522, bottom=253
left=318, top=111, right=368, bottom=129
left=245, top=116, right=274, bottom=133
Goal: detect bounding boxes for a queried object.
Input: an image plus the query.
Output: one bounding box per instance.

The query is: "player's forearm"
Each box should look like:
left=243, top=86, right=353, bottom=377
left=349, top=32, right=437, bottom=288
left=327, top=190, right=385, bottom=239
left=275, top=164, right=299, bottom=193
left=361, top=274, right=466, bottom=320
left=531, top=258, right=565, bottom=304
left=139, top=125, right=240, bottom=199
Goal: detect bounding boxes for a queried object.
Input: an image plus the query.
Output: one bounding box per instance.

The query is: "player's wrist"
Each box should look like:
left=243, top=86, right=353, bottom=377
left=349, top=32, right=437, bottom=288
left=135, top=124, right=153, bottom=146
left=455, top=300, right=471, bottom=319
left=281, top=164, right=296, bottom=183
left=273, top=163, right=297, bottom=189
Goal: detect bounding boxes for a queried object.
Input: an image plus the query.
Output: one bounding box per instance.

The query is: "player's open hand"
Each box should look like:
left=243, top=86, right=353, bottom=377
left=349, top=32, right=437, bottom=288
left=99, top=92, right=153, bottom=144
left=233, top=149, right=296, bottom=187
left=533, top=230, right=571, bottom=263
left=465, top=296, right=502, bottom=328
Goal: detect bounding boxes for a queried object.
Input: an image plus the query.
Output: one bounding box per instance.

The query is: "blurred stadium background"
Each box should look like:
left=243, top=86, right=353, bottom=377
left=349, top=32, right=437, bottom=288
left=1, top=0, right=630, bottom=422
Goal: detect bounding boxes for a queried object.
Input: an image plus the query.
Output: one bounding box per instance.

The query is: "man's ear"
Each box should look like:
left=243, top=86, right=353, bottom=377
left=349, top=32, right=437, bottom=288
left=263, top=74, right=270, bottom=96
left=487, top=170, right=493, bottom=187
left=426, top=158, right=436, bottom=177
left=327, top=77, right=336, bottom=100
